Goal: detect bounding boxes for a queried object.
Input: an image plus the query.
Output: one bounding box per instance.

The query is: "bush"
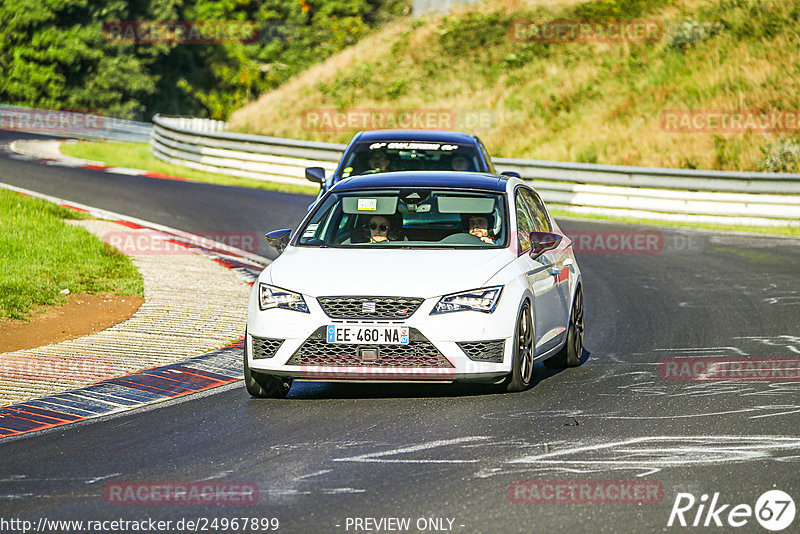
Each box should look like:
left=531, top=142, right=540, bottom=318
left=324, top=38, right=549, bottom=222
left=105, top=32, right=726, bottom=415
left=757, top=138, right=800, bottom=173
left=669, top=18, right=724, bottom=50
left=569, top=0, right=669, bottom=20
left=437, top=11, right=510, bottom=55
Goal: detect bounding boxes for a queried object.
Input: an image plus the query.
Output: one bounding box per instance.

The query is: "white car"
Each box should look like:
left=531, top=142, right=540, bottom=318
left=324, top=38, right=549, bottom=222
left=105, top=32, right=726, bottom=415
left=245, top=171, right=584, bottom=398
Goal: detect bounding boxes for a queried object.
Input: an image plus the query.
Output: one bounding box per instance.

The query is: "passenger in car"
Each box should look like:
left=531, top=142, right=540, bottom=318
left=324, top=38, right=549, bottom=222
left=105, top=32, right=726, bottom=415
left=366, top=150, right=391, bottom=173
left=369, top=215, right=402, bottom=243
left=467, top=215, right=494, bottom=244
left=451, top=155, right=470, bottom=171
left=369, top=215, right=390, bottom=243
left=367, top=214, right=405, bottom=243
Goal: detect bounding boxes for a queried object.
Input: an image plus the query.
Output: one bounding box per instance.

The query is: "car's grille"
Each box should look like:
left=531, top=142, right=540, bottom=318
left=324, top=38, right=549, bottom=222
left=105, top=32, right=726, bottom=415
left=251, top=336, right=284, bottom=359
left=317, top=296, right=424, bottom=320
left=286, top=327, right=452, bottom=368
left=457, top=340, right=505, bottom=363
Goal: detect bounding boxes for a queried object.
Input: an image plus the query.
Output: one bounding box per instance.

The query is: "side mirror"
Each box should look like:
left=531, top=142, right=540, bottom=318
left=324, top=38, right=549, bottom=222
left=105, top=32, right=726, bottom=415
left=266, top=229, right=291, bottom=255
left=500, top=171, right=521, bottom=178
left=529, top=231, right=562, bottom=257
left=305, top=167, right=325, bottom=184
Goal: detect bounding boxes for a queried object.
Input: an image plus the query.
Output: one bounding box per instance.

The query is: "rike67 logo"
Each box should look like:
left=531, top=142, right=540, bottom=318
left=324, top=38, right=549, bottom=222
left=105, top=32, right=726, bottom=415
left=668, top=490, right=796, bottom=531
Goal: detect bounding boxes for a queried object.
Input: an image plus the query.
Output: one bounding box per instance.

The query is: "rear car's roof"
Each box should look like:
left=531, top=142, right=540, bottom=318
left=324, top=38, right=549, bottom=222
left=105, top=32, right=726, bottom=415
left=352, top=130, right=479, bottom=144
left=332, top=171, right=509, bottom=193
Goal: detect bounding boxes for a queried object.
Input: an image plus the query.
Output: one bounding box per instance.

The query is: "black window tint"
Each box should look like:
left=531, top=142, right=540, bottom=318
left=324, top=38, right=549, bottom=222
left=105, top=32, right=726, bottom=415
left=478, top=141, right=495, bottom=173
left=296, top=189, right=507, bottom=249
left=336, top=142, right=482, bottom=179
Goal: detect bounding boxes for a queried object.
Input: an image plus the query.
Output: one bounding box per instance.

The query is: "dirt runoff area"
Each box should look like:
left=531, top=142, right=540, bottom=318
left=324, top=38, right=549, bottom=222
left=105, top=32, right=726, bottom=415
left=0, top=294, right=144, bottom=353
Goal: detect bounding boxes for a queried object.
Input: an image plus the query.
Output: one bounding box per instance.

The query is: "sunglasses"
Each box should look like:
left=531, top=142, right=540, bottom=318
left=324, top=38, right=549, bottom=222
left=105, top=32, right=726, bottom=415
left=369, top=223, right=389, bottom=231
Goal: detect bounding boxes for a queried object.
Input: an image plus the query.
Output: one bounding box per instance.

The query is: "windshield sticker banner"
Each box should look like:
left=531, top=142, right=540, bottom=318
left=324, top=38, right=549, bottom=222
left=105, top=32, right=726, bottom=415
left=357, top=199, right=378, bottom=211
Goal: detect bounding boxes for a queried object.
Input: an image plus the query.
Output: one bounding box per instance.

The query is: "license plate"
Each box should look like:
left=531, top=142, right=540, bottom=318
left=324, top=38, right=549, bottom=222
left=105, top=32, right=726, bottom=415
left=326, top=325, right=409, bottom=345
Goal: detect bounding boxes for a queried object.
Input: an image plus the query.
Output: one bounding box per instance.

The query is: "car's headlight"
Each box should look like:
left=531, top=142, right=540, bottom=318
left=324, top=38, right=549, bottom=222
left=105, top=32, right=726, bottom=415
left=431, top=286, right=503, bottom=314
left=259, top=284, right=309, bottom=313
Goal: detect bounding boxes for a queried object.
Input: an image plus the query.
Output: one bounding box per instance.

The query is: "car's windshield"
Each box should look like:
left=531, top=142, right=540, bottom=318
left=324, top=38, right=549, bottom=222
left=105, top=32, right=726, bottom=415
left=297, top=188, right=507, bottom=248
left=336, top=141, right=482, bottom=179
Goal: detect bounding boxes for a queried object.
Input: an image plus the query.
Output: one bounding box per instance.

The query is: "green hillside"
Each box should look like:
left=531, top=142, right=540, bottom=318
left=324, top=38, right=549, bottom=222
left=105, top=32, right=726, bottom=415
left=228, top=0, right=800, bottom=172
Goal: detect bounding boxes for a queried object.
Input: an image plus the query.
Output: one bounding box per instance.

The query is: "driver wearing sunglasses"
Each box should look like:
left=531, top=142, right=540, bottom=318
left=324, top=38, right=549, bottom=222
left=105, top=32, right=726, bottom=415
left=368, top=215, right=391, bottom=243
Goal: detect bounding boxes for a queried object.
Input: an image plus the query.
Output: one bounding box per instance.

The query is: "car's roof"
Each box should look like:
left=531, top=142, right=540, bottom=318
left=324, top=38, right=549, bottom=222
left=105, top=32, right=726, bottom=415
left=352, top=129, right=479, bottom=144
left=332, top=171, right=509, bottom=192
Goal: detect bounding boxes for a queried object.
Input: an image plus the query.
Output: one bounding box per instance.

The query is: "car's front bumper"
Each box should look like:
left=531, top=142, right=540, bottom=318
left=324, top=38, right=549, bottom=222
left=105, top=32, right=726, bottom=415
left=246, top=286, right=519, bottom=383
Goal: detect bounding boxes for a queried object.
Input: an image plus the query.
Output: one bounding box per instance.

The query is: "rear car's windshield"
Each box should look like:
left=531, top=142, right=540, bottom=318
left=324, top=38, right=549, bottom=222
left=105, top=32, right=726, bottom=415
left=296, top=188, right=507, bottom=249
left=336, top=141, right=482, bottom=179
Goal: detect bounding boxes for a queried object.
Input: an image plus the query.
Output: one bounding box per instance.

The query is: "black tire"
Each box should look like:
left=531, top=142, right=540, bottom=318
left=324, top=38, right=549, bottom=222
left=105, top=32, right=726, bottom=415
left=505, top=301, right=534, bottom=392
left=244, top=330, right=292, bottom=398
left=544, top=286, right=584, bottom=369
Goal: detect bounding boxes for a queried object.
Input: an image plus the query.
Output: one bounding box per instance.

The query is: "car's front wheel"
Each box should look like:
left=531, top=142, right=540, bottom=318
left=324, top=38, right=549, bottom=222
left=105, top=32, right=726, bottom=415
left=505, top=301, right=534, bottom=392
left=544, top=286, right=584, bottom=369
left=244, top=330, right=292, bottom=398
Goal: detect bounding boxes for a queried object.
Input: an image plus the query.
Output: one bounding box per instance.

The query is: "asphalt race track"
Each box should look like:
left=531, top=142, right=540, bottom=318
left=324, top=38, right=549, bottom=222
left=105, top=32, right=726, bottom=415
left=2, top=131, right=799, bottom=533
left=0, top=131, right=310, bottom=260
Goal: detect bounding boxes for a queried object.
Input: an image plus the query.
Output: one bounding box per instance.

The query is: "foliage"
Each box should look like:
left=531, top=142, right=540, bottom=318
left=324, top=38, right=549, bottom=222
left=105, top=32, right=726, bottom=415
left=669, top=19, right=724, bottom=50
left=0, top=0, right=156, bottom=120
left=0, top=0, right=410, bottom=120
left=228, top=0, right=800, bottom=173
left=757, top=138, right=800, bottom=173
left=567, top=0, right=669, bottom=20
left=437, top=11, right=510, bottom=55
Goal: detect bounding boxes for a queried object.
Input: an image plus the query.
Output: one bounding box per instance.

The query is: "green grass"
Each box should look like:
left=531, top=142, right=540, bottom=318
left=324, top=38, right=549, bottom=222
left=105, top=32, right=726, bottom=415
left=711, top=247, right=785, bottom=264
left=60, top=141, right=319, bottom=196
left=0, top=190, right=144, bottom=320
left=228, top=0, right=800, bottom=172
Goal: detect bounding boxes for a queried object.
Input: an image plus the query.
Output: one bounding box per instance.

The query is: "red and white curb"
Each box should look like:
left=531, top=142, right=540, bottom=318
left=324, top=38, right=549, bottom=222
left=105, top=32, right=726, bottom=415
left=0, top=181, right=270, bottom=272
left=0, top=182, right=271, bottom=439
left=5, top=139, right=194, bottom=183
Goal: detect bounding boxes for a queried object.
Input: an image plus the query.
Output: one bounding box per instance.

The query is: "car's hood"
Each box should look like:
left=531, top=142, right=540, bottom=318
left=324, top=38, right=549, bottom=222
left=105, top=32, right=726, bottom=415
left=266, top=247, right=515, bottom=298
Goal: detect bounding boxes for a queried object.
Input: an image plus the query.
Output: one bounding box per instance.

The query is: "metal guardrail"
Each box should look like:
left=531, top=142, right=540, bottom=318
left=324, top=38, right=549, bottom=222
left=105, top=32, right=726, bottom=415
left=151, top=115, right=340, bottom=186
left=0, top=104, right=151, bottom=143
left=151, top=114, right=800, bottom=226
